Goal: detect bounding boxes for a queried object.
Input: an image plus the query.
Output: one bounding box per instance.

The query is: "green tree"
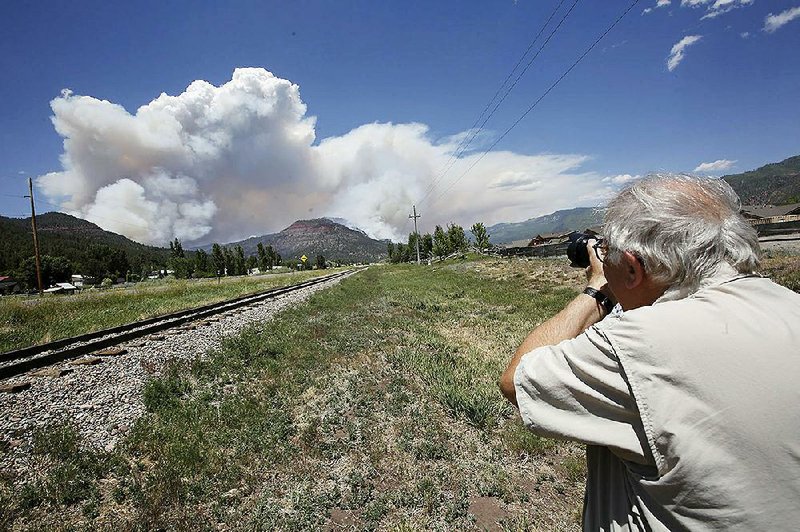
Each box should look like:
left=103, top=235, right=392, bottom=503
left=407, top=232, right=420, bottom=262
left=387, top=242, right=395, bottom=261
left=168, top=238, right=192, bottom=278
left=257, top=243, right=268, bottom=272
left=315, top=254, right=327, bottom=269
left=432, top=225, right=450, bottom=259
left=17, top=255, right=73, bottom=290
left=81, top=245, right=129, bottom=281
left=421, top=233, right=433, bottom=259
left=246, top=255, right=258, bottom=273
left=211, top=244, right=225, bottom=277
left=169, top=238, right=185, bottom=258
left=194, top=249, right=213, bottom=277
left=234, top=245, right=246, bottom=275
left=222, top=247, right=235, bottom=276
left=266, top=245, right=277, bottom=270
left=170, top=257, right=194, bottom=279
left=470, top=222, right=490, bottom=250
left=447, top=223, right=468, bottom=253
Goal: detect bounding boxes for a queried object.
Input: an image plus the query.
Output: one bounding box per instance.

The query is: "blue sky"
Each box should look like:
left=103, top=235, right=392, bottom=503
left=1, top=0, right=798, bottom=243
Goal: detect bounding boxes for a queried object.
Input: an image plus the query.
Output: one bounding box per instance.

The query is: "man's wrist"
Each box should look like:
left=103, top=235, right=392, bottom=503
left=583, top=286, right=615, bottom=314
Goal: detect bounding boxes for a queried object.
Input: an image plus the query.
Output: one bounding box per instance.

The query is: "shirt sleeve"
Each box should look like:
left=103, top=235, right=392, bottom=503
left=513, top=322, right=652, bottom=465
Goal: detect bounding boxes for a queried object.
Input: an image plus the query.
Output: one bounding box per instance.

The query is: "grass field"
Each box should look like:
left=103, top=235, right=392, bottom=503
left=0, top=269, right=342, bottom=353
left=1, top=253, right=797, bottom=530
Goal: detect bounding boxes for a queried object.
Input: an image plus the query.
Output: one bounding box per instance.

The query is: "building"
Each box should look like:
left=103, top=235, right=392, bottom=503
left=0, top=276, right=19, bottom=295
left=741, top=203, right=800, bottom=223
left=43, top=282, right=78, bottom=295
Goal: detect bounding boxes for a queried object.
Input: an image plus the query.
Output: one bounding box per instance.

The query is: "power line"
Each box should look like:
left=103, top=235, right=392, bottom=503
left=426, top=0, right=642, bottom=209
left=418, top=0, right=572, bottom=206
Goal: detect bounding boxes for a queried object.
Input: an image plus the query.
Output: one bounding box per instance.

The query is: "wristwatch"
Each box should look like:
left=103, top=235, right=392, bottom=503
left=583, top=287, right=614, bottom=314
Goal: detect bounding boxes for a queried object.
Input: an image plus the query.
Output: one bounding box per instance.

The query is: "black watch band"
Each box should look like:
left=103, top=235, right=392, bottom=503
left=583, top=287, right=614, bottom=314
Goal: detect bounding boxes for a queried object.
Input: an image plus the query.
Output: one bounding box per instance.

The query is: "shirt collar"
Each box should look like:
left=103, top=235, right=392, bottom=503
left=654, top=262, right=745, bottom=305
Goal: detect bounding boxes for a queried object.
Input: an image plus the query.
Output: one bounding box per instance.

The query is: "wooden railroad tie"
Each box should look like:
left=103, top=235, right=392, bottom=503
left=29, top=367, right=74, bottom=378
left=93, top=347, right=128, bottom=357
left=0, top=381, right=31, bottom=394
left=69, top=356, right=103, bottom=366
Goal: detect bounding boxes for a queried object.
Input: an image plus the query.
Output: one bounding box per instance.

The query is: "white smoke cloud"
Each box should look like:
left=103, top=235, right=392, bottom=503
left=37, top=68, right=613, bottom=245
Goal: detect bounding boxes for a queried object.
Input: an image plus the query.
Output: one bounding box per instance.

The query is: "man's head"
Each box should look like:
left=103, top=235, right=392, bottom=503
left=601, top=174, right=760, bottom=309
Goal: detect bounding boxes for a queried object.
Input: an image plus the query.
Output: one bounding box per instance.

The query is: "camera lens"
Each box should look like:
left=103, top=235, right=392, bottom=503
left=567, top=233, right=592, bottom=268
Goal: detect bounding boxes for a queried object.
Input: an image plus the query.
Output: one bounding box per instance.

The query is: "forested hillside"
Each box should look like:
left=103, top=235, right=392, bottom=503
left=484, top=207, right=603, bottom=244
left=0, top=212, right=170, bottom=278
left=723, top=155, right=800, bottom=205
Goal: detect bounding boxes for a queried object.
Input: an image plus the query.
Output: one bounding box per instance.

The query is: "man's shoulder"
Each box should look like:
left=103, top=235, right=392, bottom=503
left=606, top=276, right=797, bottom=325
left=595, top=275, right=800, bottom=358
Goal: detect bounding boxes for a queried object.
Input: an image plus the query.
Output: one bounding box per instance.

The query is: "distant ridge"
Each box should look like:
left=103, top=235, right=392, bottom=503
left=722, top=155, right=800, bottom=205
left=483, top=207, right=604, bottom=245
left=208, top=218, right=388, bottom=263
left=0, top=212, right=170, bottom=274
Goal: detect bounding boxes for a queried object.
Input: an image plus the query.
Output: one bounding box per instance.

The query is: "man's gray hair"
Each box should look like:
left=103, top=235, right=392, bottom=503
left=603, top=174, right=760, bottom=288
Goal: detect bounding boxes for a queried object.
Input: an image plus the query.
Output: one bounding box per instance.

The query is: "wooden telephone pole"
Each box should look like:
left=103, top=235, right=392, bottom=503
left=408, top=205, right=421, bottom=265
left=26, top=178, right=43, bottom=293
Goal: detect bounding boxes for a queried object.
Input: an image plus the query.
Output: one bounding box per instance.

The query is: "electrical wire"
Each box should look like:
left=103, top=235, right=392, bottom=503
left=426, top=0, right=642, bottom=209
left=418, top=0, right=571, bottom=206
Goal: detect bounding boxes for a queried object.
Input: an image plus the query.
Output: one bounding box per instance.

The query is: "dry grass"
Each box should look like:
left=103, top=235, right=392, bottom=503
left=0, top=269, right=340, bottom=353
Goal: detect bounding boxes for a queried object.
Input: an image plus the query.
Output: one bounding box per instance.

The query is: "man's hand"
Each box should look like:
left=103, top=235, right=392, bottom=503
left=499, top=239, right=615, bottom=407
left=585, top=238, right=609, bottom=292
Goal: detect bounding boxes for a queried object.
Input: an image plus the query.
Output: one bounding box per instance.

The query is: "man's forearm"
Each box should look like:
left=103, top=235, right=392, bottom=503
left=499, top=291, right=607, bottom=406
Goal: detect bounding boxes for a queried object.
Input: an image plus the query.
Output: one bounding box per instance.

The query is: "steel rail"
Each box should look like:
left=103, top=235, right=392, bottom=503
left=0, top=270, right=353, bottom=380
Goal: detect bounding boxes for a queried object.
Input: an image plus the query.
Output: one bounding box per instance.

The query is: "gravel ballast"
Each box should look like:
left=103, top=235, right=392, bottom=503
left=0, top=272, right=354, bottom=476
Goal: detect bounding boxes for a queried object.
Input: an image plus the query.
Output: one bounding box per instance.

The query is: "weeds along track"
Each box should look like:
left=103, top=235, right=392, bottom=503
left=0, top=270, right=356, bottom=381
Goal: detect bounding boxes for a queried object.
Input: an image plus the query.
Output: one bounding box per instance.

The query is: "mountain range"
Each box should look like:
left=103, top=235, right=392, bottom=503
left=721, top=155, right=800, bottom=205
left=482, top=207, right=604, bottom=245
left=0, top=212, right=169, bottom=275
left=480, top=154, right=800, bottom=244
left=200, top=218, right=389, bottom=264
left=2, top=154, right=797, bottom=273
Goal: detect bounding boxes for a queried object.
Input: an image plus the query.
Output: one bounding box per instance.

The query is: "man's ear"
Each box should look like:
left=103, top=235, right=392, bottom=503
left=622, top=250, right=646, bottom=289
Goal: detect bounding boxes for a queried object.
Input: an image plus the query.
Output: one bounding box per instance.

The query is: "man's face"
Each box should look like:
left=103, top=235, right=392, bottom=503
left=601, top=247, right=667, bottom=311
left=602, top=257, right=633, bottom=310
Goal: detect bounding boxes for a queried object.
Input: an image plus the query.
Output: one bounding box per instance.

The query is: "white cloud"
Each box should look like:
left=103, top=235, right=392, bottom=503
left=740, top=31, right=750, bottom=38
left=764, top=6, right=800, bottom=33
left=36, top=68, right=612, bottom=245
left=680, top=0, right=753, bottom=18
left=643, top=0, right=670, bottom=14
left=693, top=159, right=736, bottom=173
left=602, top=174, right=642, bottom=185
left=667, top=35, right=703, bottom=71
left=701, top=0, right=753, bottom=19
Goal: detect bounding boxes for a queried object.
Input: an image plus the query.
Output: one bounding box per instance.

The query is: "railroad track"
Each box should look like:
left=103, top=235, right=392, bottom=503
left=0, top=270, right=355, bottom=381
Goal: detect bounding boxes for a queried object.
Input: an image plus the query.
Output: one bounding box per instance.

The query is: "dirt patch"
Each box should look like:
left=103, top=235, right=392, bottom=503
left=469, top=495, right=509, bottom=531
left=326, top=508, right=361, bottom=529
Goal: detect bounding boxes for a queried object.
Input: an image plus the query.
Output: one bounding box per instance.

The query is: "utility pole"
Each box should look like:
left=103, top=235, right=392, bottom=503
left=408, top=205, right=421, bottom=265
left=26, top=178, right=43, bottom=294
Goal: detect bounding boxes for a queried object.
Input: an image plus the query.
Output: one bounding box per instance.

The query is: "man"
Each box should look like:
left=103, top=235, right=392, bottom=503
left=499, top=174, right=800, bottom=531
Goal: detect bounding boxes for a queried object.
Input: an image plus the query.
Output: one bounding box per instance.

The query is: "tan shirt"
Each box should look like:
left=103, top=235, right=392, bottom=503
left=514, top=267, right=800, bottom=531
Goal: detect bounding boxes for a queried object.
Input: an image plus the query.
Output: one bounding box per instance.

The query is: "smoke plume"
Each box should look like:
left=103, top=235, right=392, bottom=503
left=37, top=68, right=609, bottom=244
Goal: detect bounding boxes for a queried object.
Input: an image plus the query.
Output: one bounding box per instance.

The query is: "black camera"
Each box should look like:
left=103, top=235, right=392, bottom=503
left=566, top=232, right=598, bottom=268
